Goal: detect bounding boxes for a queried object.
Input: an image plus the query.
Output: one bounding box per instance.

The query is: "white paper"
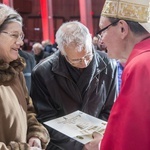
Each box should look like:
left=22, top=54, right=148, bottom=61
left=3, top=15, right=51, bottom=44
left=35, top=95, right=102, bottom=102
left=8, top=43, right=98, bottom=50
left=44, top=110, right=107, bottom=144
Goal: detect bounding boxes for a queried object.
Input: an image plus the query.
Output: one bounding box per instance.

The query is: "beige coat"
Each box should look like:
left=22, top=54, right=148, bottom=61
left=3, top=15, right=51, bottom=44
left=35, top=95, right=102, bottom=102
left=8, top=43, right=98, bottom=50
left=0, top=57, right=50, bottom=150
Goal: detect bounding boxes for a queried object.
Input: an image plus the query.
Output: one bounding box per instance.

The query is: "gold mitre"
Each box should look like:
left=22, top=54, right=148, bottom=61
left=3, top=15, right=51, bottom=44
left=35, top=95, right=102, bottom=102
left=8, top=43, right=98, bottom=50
left=101, top=0, right=150, bottom=33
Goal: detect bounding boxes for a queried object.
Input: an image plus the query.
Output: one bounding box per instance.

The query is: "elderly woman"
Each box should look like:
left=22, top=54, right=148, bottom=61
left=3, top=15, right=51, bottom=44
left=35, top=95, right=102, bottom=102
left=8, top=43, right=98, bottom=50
left=0, top=3, right=49, bottom=150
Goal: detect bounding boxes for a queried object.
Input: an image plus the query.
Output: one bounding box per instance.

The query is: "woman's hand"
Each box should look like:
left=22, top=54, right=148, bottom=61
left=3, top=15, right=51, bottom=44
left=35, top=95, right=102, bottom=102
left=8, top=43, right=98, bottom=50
left=30, top=147, right=42, bottom=150
left=28, top=137, right=42, bottom=149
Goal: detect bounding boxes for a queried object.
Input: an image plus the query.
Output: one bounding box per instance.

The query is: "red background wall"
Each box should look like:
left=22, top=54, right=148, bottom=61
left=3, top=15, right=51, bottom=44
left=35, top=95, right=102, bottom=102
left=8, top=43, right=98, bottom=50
left=1, top=0, right=105, bottom=50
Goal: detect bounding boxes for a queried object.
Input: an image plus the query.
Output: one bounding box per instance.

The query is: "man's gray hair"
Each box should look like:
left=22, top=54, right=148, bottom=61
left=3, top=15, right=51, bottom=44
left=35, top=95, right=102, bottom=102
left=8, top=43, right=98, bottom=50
left=55, top=21, right=92, bottom=55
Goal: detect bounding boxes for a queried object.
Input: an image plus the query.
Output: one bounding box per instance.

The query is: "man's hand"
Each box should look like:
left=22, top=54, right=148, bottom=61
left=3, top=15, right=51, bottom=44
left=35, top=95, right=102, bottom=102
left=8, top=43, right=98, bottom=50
left=83, top=132, right=102, bottom=150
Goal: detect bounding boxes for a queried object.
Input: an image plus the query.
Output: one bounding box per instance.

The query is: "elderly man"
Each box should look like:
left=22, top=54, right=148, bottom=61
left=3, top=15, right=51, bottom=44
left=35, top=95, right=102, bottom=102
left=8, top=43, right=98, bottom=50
left=31, top=21, right=118, bottom=150
left=84, top=0, right=150, bottom=150
left=32, top=42, right=50, bottom=64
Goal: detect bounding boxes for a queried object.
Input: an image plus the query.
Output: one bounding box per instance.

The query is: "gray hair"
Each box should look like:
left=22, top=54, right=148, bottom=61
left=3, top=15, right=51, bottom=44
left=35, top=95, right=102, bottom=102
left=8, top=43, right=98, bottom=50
left=0, top=3, right=22, bottom=32
left=55, top=21, right=92, bottom=55
left=32, top=43, right=44, bottom=51
left=108, top=17, right=148, bottom=35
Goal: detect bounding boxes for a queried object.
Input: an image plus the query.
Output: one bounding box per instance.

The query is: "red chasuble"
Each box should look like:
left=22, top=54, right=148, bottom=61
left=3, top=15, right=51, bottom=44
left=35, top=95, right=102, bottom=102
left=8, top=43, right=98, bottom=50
left=100, top=38, right=150, bottom=150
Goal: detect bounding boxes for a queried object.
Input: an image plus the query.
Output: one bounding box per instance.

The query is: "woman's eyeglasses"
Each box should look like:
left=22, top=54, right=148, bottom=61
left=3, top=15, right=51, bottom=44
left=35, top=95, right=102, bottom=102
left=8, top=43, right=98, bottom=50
left=2, top=31, right=24, bottom=40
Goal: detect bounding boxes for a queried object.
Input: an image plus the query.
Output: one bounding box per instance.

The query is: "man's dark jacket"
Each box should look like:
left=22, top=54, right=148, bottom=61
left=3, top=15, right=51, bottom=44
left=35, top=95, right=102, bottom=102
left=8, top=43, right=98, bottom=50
left=30, top=49, right=118, bottom=150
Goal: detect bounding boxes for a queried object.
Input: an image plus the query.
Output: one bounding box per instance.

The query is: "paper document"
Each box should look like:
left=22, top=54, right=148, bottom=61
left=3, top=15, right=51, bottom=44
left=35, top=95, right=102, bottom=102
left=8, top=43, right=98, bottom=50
left=44, top=110, right=107, bottom=144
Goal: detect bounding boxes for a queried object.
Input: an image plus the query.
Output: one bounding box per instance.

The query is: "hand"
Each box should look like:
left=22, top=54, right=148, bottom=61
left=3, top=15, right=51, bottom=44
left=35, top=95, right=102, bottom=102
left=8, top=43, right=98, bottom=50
left=28, top=137, right=42, bottom=149
left=30, top=147, right=42, bottom=150
left=83, top=132, right=102, bottom=150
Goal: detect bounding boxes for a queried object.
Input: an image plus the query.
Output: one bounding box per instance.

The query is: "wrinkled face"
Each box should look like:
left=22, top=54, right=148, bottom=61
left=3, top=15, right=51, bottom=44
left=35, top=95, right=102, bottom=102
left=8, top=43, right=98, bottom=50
left=63, top=46, right=93, bottom=69
left=99, top=16, right=123, bottom=59
left=0, top=22, right=24, bottom=63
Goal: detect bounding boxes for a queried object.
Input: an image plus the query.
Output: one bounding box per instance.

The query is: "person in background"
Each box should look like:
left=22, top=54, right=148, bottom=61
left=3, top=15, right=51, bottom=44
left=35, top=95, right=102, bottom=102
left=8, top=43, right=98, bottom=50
left=0, top=3, right=50, bottom=150
left=84, top=0, right=150, bottom=150
left=19, top=48, right=36, bottom=93
left=41, top=40, right=50, bottom=49
left=96, top=36, right=107, bottom=53
left=92, top=36, right=100, bottom=50
left=30, top=21, right=118, bottom=150
left=41, top=40, right=57, bottom=55
left=32, top=42, right=50, bottom=64
left=116, top=59, right=126, bottom=92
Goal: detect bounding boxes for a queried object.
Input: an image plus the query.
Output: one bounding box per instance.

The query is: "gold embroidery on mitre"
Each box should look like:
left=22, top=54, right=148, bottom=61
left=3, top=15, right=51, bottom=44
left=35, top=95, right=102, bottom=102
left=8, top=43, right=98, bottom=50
left=102, top=1, right=119, bottom=18
left=102, top=0, right=150, bottom=23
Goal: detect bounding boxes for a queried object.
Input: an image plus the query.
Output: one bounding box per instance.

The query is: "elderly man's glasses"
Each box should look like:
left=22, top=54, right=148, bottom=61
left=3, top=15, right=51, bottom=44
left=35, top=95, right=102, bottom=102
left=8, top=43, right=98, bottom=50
left=65, top=52, right=93, bottom=65
left=2, top=31, right=25, bottom=40
left=96, top=20, right=120, bottom=39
